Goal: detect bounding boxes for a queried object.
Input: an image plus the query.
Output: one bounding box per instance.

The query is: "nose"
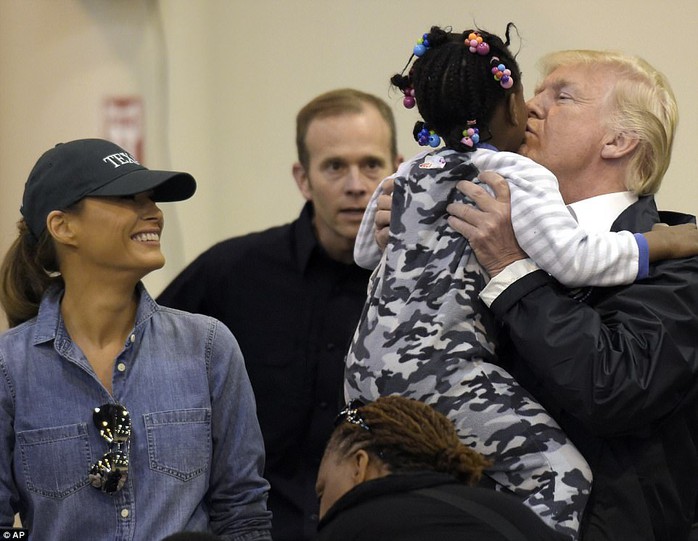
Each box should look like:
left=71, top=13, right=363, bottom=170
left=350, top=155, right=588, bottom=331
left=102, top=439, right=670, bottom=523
left=344, top=166, right=368, bottom=195
left=135, top=192, right=162, bottom=221
left=526, top=94, right=544, bottom=119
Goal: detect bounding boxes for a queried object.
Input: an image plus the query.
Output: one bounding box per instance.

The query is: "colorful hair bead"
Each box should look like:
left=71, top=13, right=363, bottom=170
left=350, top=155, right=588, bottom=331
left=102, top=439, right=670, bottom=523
left=460, top=122, right=480, bottom=148
left=417, top=126, right=441, bottom=148
left=413, top=33, right=430, bottom=57
left=465, top=32, right=490, bottom=56
left=491, top=57, right=514, bottom=89
left=402, top=86, right=416, bottom=109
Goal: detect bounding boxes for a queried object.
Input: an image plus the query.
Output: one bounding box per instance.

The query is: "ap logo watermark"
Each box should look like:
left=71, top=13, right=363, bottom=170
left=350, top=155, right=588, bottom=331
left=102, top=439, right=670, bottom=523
left=1, top=529, right=27, bottom=539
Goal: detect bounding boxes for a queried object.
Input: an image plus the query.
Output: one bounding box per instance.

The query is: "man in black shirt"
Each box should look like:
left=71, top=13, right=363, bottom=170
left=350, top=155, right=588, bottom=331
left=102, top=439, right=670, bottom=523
left=158, top=88, right=402, bottom=541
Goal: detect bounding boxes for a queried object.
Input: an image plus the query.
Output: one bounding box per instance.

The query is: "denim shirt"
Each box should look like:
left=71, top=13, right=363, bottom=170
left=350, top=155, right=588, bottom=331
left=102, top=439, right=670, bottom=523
left=0, top=284, right=272, bottom=541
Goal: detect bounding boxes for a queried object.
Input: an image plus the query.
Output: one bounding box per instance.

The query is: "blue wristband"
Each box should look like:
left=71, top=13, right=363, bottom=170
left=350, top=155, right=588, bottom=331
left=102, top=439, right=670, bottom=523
left=634, top=232, right=649, bottom=280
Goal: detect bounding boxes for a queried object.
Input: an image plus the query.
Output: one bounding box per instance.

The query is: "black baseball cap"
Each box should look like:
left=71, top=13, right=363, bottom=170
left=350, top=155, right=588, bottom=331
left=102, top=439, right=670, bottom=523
left=21, top=138, right=197, bottom=239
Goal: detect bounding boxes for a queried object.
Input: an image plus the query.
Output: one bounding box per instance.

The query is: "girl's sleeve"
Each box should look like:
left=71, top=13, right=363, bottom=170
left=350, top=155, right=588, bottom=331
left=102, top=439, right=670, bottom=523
left=353, top=176, right=389, bottom=270
left=471, top=151, right=640, bottom=287
left=354, top=153, right=428, bottom=271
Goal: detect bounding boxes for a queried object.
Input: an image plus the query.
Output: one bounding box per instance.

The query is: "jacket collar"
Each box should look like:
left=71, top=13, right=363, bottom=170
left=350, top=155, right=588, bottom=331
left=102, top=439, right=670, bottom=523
left=319, top=471, right=459, bottom=528
left=292, top=201, right=318, bottom=274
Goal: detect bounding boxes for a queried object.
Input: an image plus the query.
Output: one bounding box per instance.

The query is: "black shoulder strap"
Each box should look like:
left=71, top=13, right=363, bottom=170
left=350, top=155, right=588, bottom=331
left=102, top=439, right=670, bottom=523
left=414, top=487, right=530, bottom=541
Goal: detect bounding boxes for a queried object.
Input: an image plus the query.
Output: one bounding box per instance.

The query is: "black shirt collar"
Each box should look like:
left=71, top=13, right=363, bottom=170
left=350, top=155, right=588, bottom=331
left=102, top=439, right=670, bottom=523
left=293, top=201, right=365, bottom=275
left=293, top=202, right=320, bottom=274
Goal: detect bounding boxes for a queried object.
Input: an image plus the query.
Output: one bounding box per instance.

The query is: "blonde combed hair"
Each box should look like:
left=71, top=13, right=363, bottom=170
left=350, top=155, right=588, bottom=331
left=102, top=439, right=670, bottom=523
left=539, top=50, right=678, bottom=195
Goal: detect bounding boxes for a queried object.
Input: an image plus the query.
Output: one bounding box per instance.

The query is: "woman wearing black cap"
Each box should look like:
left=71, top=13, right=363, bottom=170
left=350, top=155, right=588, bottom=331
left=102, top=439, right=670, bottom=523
left=0, top=139, right=272, bottom=540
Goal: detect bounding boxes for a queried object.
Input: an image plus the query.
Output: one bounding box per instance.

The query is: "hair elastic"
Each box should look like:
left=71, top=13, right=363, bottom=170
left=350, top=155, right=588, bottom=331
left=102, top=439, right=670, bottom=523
left=417, top=125, right=441, bottom=148
left=460, top=121, right=480, bottom=147
left=465, top=32, right=490, bottom=56
left=413, top=33, right=431, bottom=57
left=490, top=56, right=514, bottom=89
left=402, top=85, right=416, bottom=109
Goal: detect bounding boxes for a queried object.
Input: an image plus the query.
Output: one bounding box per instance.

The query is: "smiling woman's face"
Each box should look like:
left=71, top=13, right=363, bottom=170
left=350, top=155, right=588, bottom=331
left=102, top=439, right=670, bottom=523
left=53, top=191, right=165, bottom=279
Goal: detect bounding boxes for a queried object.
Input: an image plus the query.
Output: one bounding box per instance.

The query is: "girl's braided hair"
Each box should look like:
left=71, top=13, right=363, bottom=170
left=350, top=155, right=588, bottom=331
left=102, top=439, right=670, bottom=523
left=329, top=395, right=491, bottom=485
left=391, top=24, right=521, bottom=152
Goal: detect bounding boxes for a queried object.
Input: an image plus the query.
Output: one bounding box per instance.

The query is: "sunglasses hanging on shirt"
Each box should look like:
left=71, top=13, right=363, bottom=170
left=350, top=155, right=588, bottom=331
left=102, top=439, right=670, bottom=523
left=88, top=403, right=131, bottom=494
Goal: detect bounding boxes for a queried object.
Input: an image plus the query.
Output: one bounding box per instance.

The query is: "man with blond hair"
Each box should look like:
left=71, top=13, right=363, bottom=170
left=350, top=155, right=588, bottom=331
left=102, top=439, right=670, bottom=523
left=446, top=50, right=698, bottom=540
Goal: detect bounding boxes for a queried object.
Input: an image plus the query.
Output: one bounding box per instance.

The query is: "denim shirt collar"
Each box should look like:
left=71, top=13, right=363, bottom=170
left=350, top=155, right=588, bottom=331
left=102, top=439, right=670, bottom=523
left=32, top=282, right=159, bottom=348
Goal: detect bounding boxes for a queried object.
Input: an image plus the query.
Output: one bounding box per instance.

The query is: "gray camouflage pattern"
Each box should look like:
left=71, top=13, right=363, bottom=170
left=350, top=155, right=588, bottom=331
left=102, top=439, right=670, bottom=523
left=345, top=148, right=591, bottom=539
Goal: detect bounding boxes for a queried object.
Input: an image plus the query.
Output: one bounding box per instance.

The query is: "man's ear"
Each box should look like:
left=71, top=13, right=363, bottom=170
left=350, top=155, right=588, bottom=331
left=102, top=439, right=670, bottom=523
left=46, top=210, right=78, bottom=247
left=292, top=162, right=312, bottom=201
left=392, top=153, right=405, bottom=173
left=601, top=131, right=639, bottom=159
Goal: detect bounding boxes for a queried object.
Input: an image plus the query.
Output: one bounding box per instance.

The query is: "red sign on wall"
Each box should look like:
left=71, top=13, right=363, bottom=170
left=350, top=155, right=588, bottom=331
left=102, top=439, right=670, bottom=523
left=103, top=96, right=144, bottom=163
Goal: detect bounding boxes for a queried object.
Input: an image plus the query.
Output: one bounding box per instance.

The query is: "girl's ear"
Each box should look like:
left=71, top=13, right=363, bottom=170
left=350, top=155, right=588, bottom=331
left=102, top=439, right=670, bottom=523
left=506, top=92, right=523, bottom=127
left=46, top=210, right=78, bottom=247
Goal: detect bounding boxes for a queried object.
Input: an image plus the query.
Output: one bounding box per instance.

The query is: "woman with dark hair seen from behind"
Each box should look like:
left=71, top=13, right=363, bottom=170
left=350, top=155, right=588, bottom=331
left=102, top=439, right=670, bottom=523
left=0, top=139, right=271, bottom=540
left=316, top=396, right=566, bottom=541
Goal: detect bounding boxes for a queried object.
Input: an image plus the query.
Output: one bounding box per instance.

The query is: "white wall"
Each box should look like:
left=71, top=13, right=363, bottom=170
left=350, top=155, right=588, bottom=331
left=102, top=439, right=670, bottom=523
left=2, top=0, right=698, bottom=330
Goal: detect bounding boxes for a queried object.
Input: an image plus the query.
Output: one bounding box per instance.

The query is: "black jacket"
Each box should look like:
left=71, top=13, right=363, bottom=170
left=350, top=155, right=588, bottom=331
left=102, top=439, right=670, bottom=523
left=491, top=196, right=698, bottom=540
left=317, top=471, right=566, bottom=541
left=157, top=203, right=371, bottom=541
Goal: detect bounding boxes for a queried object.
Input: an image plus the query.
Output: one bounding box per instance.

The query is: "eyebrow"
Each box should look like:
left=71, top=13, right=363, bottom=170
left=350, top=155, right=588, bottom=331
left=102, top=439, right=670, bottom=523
left=534, top=76, right=573, bottom=95
left=320, top=155, right=387, bottom=167
left=319, top=155, right=346, bottom=166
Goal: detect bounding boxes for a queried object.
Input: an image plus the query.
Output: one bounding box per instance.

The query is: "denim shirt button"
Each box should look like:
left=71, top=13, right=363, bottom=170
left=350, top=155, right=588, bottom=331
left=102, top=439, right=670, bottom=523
left=120, top=508, right=129, bottom=518
left=130, top=334, right=136, bottom=343
left=117, top=363, right=127, bottom=372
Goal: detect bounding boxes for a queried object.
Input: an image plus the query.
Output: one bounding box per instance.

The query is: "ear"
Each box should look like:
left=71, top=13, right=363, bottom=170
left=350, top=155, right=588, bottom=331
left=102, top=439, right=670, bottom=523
left=392, top=153, right=405, bottom=173
left=505, top=93, right=521, bottom=127
left=46, top=210, right=78, bottom=247
left=350, top=449, right=372, bottom=486
left=292, top=162, right=313, bottom=201
left=601, top=131, right=639, bottom=159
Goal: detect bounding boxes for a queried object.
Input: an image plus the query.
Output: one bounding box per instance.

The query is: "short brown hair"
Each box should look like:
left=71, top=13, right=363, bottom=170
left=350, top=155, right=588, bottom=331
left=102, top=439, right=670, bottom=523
left=295, top=88, right=398, bottom=170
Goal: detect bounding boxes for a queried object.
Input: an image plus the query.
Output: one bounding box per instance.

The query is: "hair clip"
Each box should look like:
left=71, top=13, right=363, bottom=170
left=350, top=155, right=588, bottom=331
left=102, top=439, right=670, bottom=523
left=460, top=121, right=480, bottom=148
left=465, top=32, right=490, bottom=56
left=413, top=33, right=431, bottom=57
left=417, top=126, right=441, bottom=148
left=491, top=57, right=514, bottom=89
left=334, top=400, right=370, bottom=431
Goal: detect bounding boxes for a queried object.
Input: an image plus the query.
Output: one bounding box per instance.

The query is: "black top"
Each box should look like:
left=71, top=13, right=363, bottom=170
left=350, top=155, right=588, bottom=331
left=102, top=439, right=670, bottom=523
left=491, top=196, right=698, bottom=541
left=317, top=471, right=566, bottom=541
left=157, top=203, right=371, bottom=541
